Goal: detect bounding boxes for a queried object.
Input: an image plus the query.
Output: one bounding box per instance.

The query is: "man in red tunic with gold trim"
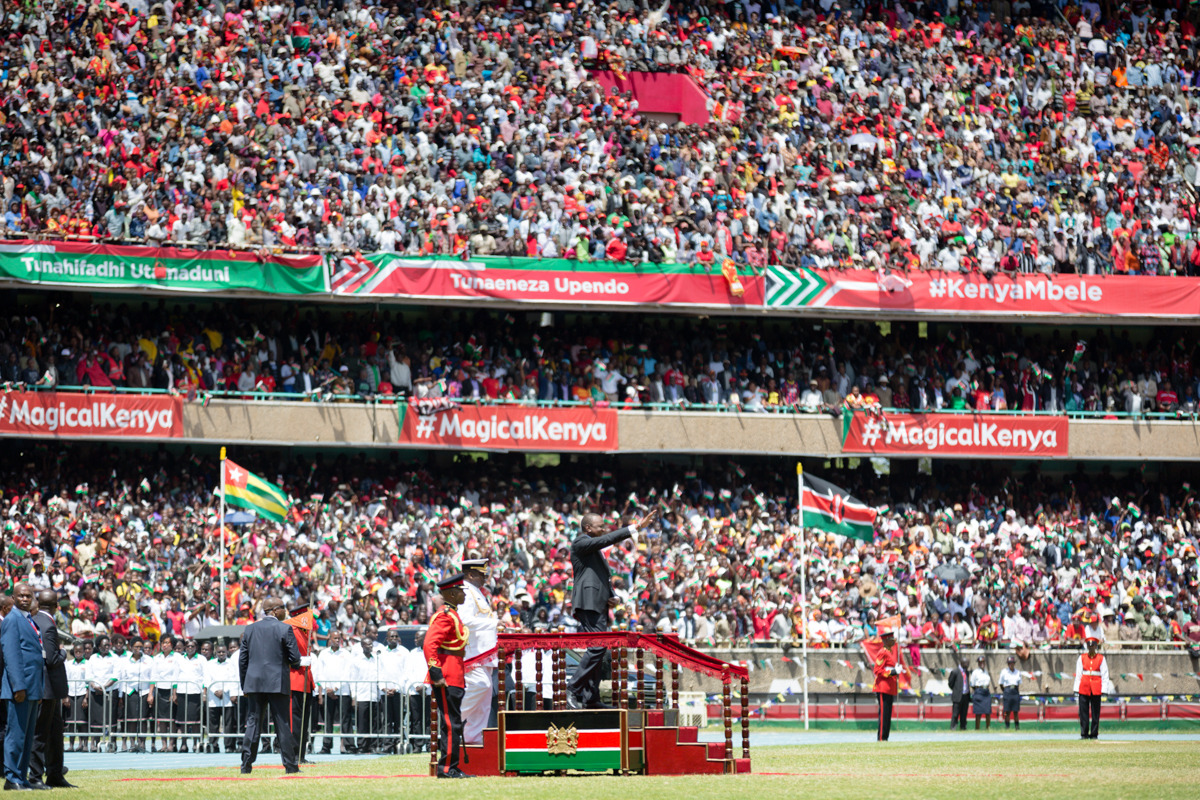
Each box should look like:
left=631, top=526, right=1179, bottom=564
left=868, top=619, right=904, bottom=742
left=285, top=604, right=316, bottom=764
left=1073, top=635, right=1113, bottom=740
left=425, top=575, right=471, bottom=779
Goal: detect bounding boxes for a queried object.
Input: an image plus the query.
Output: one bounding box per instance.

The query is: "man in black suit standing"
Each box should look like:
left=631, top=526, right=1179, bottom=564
left=29, top=590, right=74, bottom=789
left=567, top=507, right=657, bottom=709
left=948, top=657, right=970, bottom=731
left=239, top=597, right=303, bottom=775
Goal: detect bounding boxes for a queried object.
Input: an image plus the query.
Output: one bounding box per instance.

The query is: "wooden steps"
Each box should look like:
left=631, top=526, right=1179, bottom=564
left=457, top=727, right=502, bottom=777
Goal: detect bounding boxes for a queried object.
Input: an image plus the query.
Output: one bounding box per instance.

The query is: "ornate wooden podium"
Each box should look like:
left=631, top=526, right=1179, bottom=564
left=501, top=709, right=632, bottom=773
left=430, top=631, right=751, bottom=777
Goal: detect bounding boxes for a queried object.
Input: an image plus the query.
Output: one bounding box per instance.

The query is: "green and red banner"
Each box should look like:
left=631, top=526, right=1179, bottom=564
left=766, top=265, right=1200, bottom=319
left=503, top=710, right=630, bottom=773
left=7, top=242, right=1200, bottom=320
left=841, top=409, right=1068, bottom=458
left=0, top=241, right=325, bottom=295
left=800, top=472, right=877, bottom=542
left=331, top=253, right=763, bottom=309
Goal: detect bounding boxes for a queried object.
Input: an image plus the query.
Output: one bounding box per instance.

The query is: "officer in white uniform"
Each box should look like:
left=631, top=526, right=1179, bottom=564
left=458, top=559, right=499, bottom=745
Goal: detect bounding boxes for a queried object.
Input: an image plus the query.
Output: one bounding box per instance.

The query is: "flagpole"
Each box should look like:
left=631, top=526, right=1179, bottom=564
left=219, top=446, right=227, bottom=624
left=797, top=462, right=809, bottom=731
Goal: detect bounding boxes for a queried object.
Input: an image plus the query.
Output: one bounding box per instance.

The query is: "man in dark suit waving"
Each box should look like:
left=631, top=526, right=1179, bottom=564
left=239, top=597, right=303, bottom=775
left=1, top=583, right=44, bottom=790
left=29, top=590, right=73, bottom=789
left=568, top=507, right=657, bottom=709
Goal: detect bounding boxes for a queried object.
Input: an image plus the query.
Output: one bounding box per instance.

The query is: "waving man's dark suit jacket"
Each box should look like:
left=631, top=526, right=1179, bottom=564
left=570, top=527, right=634, bottom=613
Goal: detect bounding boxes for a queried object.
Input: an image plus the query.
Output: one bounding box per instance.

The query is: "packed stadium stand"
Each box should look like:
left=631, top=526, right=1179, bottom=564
left=1, top=0, right=1199, bottom=755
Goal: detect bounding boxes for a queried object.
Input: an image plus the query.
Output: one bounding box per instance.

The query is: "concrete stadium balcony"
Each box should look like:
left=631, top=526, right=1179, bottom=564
left=187, top=399, right=399, bottom=446
left=183, top=401, right=1200, bottom=460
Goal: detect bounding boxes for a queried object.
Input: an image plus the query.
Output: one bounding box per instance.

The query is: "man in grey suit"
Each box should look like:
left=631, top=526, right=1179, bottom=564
left=239, top=598, right=303, bottom=775
left=1, top=583, right=44, bottom=790
left=567, top=508, right=657, bottom=709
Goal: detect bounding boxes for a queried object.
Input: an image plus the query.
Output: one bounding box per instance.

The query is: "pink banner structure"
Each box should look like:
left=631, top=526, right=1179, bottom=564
left=589, top=71, right=710, bottom=124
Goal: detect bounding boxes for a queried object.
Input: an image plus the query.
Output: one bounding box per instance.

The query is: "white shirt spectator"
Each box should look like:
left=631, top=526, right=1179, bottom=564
left=350, top=650, right=384, bottom=702
left=377, top=643, right=409, bottom=692
left=204, top=655, right=240, bottom=707
left=403, top=646, right=432, bottom=693
left=67, top=657, right=90, bottom=698
left=152, top=650, right=185, bottom=690
left=120, top=652, right=156, bottom=697
left=315, top=645, right=354, bottom=696
left=85, top=651, right=120, bottom=692
left=176, top=653, right=206, bottom=694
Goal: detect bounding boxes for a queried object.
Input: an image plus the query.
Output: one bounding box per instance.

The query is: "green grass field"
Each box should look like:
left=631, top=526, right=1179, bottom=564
left=67, top=741, right=1199, bottom=800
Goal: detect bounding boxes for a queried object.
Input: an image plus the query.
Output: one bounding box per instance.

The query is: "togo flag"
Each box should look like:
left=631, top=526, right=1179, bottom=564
left=801, top=473, right=877, bottom=542
left=223, top=459, right=290, bottom=522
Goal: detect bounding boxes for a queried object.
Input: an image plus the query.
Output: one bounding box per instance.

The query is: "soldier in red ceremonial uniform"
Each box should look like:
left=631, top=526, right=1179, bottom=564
left=425, top=575, right=472, bottom=779
left=871, top=624, right=903, bottom=742
left=1073, top=635, right=1113, bottom=740
left=286, top=604, right=316, bottom=764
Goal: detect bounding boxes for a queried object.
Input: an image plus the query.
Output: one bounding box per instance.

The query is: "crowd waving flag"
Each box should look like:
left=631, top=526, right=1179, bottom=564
left=801, top=473, right=877, bottom=542
left=223, top=459, right=291, bottom=523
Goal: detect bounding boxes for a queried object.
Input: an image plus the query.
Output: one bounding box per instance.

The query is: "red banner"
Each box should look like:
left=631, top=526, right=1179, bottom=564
left=841, top=411, right=1067, bottom=458
left=342, top=255, right=764, bottom=310
left=790, top=268, right=1200, bottom=319
left=0, top=391, right=183, bottom=438
left=400, top=403, right=618, bottom=451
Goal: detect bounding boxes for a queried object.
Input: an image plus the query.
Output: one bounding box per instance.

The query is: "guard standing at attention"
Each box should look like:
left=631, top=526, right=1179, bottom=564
left=458, top=559, right=499, bottom=746
left=425, top=575, right=472, bottom=780
left=1073, top=635, right=1113, bottom=740
left=871, top=623, right=903, bottom=742
left=285, top=603, right=317, bottom=764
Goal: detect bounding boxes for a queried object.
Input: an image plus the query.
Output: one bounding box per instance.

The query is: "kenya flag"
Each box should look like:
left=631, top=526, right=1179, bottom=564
left=801, top=473, right=877, bottom=542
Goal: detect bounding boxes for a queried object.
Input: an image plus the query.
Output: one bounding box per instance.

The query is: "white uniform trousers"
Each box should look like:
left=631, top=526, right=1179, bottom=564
left=461, top=666, right=494, bottom=745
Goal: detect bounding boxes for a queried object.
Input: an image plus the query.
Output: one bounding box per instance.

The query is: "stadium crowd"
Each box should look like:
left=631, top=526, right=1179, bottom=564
left=2, top=446, right=1198, bottom=660
left=5, top=0, right=1200, bottom=276
left=4, top=300, right=1200, bottom=415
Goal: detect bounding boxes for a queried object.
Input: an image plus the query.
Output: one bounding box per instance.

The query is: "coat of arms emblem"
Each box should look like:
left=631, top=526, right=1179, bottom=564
left=546, top=723, right=579, bottom=755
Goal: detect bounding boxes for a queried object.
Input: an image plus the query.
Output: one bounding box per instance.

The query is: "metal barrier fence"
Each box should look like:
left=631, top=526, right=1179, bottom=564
left=58, top=664, right=594, bottom=755
left=8, top=381, right=1199, bottom=420
left=702, top=640, right=1194, bottom=651
left=750, top=694, right=1200, bottom=723
left=61, top=682, right=431, bottom=754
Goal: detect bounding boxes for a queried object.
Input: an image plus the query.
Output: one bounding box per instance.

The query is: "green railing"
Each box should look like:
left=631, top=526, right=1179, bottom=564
left=7, top=383, right=1196, bottom=420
